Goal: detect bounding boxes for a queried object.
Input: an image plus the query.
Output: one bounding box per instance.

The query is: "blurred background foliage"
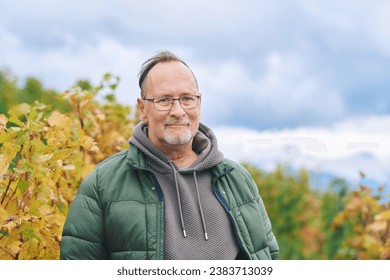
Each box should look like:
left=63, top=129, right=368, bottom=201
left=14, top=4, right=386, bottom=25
left=246, top=164, right=390, bottom=259
left=0, top=69, right=389, bottom=259
left=0, top=68, right=70, bottom=114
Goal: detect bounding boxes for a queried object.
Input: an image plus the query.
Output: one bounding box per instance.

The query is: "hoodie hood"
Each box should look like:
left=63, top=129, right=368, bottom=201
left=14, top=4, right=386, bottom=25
left=129, top=122, right=224, bottom=173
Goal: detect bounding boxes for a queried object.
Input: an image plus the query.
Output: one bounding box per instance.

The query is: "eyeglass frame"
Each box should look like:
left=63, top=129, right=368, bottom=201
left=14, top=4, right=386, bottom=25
left=142, top=94, right=201, bottom=111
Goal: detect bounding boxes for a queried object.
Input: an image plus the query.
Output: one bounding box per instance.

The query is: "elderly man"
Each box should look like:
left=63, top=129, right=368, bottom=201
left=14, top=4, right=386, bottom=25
left=60, top=51, right=279, bottom=260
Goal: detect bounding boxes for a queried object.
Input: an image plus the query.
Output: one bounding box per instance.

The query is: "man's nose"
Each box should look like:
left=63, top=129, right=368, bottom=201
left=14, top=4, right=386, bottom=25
left=169, top=99, right=186, bottom=116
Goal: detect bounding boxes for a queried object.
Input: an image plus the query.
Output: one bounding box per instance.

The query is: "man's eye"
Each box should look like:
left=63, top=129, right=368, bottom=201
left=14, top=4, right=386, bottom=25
left=157, top=97, right=171, bottom=103
left=181, top=96, right=194, bottom=101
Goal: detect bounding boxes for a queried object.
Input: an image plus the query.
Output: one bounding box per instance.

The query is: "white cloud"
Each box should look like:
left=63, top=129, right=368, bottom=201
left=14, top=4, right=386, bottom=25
left=3, top=0, right=390, bottom=56
left=371, top=1, right=390, bottom=56
left=1, top=0, right=271, bottom=43
left=0, top=25, right=18, bottom=48
left=296, top=0, right=390, bottom=56
left=196, top=50, right=346, bottom=127
left=115, top=0, right=272, bottom=36
left=0, top=32, right=147, bottom=103
left=256, top=52, right=345, bottom=117
left=214, top=115, right=390, bottom=182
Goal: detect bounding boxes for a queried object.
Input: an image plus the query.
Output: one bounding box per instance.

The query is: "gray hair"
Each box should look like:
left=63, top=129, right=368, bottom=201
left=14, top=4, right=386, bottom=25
left=138, top=51, right=198, bottom=98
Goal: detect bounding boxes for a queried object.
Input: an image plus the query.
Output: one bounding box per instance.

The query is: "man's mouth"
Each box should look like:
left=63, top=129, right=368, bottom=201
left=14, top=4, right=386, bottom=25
left=164, top=120, right=191, bottom=127
left=165, top=124, right=189, bottom=129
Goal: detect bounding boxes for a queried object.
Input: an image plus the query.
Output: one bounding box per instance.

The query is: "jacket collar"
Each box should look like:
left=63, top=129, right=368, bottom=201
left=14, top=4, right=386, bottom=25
left=126, top=145, right=148, bottom=170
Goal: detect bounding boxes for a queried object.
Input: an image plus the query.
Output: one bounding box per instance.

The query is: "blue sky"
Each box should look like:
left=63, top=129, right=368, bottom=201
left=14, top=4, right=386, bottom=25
left=1, top=0, right=389, bottom=184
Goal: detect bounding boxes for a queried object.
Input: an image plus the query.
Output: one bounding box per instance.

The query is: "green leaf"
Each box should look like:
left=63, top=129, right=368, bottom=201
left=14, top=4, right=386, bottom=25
left=17, top=180, right=29, bottom=191
left=22, top=226, right=41, bottom=241
left=22, top=226, right=34, bottom=239
left=103, top=73, right=111, bottom=81
left=105, top=94, right=116, bottom=103
left=0, top=230, right=10, bottom=238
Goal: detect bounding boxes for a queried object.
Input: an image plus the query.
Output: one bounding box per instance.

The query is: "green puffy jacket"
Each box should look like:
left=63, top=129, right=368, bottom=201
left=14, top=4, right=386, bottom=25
left=60, top=145, right=279, bottom=260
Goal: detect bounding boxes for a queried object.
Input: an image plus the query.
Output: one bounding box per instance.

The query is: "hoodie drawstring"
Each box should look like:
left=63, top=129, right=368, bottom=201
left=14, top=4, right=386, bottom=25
left=168, top=161, right=187, bottom=238
left=193, top=171, right=209, bottom=240
left=168, top=161, right=209, bottom=241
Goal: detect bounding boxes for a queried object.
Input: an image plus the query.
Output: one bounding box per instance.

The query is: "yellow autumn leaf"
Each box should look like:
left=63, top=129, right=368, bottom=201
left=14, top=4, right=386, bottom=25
left=36, top=153, right=54, bottom=163
left=349, top=236, right=363, bottom=249
left=80, top=135, right=95, bottom=150
left=37, top=179, right=55, bottom=199
left=54, top=213, right=66, bottom=228
left=53, top=130, right=67, bottom=144
left=90, top=144, right=99, bottom=153
left=8, top=103, right=30, bottom=117
left=7, top=241, right=22, bottom=255
left=20, top=214, right=32, bottom=222
left=0, top=206, right=8, bottom=226
left=9, top=126, right=21, bottom=132
left=47, top=137, right=60, bottom=148
left=39, top=204, right=52, bottom=216
left=2, top=221, right=17, bottom=233
left=0, top=114, right=7, bottom=132
left=94, top=109, right=105, bottom=121
left=0, top=154, right=9, bottom=178
left=62, top=164, right=75, bottom=171
left=375, top=210, right=390, bottom=221
left=28, top=199, right=41, bottom=216
left=1, top=142, right=19, bottom=162
left=0, top=130, right=12, bottom=144
left=346, top=197, right=363, bottom=211
left=46, top=111, right=72, bottom=129
left=367, top=221, right=388, bottom=234
left=39, top=228, right=59, bottom=251
left=19, top=239, right=40, bottom=260
left=8, top=115, right=24, bottom=127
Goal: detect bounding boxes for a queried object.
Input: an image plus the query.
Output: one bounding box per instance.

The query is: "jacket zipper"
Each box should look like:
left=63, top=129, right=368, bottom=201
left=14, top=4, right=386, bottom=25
left=144, top=170, right=165, bottom=260
left=131, top=162, right=165, bottom=259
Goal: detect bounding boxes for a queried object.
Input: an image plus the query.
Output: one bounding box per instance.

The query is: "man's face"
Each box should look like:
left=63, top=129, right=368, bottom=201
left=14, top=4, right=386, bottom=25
left=138, top=61, right=201, bottom=150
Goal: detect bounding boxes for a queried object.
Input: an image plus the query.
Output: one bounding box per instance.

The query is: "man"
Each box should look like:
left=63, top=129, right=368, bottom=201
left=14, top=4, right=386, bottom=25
left=60, top=51, right=279, bottom=260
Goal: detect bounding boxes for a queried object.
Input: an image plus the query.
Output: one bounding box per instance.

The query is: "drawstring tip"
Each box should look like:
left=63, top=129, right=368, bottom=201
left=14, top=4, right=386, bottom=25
left=204, top=232, right=208, bottom=241
left=183, top=230, right=187, bottom=238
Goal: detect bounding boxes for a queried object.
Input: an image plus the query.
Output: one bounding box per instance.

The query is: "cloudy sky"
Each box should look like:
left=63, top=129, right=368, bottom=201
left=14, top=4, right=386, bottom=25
left=1, top=0, right=389, bottom=186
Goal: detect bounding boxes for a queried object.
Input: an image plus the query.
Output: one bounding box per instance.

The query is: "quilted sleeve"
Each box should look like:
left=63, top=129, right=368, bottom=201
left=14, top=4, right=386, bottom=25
left=238, top=164, right=280, bottom=260
left=60, top=169, right=107, bottom=259
left=257, top=192, right=279, bottom=260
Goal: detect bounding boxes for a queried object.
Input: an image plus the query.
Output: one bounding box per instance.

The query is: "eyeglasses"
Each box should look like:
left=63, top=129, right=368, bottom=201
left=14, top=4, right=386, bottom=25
left=143, top=95, right=201, bottom=111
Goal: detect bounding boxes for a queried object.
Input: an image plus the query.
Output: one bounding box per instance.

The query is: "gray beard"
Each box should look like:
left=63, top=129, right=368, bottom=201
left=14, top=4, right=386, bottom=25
left=163, top=130, right=193, bottom=145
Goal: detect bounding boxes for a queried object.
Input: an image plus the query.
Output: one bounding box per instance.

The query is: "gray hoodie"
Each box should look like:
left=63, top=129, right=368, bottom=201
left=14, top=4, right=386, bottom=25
left=129, top=122, right=240, bottom=259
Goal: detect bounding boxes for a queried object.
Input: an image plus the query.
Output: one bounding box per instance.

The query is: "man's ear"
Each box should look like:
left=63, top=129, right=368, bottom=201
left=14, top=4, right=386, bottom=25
left=137, top=97, right=148, bottom=124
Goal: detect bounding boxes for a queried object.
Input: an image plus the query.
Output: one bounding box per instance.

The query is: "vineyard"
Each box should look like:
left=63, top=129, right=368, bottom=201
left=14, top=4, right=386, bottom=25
left=1, top=70, right=390, bottom=259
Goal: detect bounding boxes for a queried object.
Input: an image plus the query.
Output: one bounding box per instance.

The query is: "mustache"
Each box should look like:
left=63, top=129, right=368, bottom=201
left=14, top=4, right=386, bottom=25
left=163, top=119, right=191, bottom=125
